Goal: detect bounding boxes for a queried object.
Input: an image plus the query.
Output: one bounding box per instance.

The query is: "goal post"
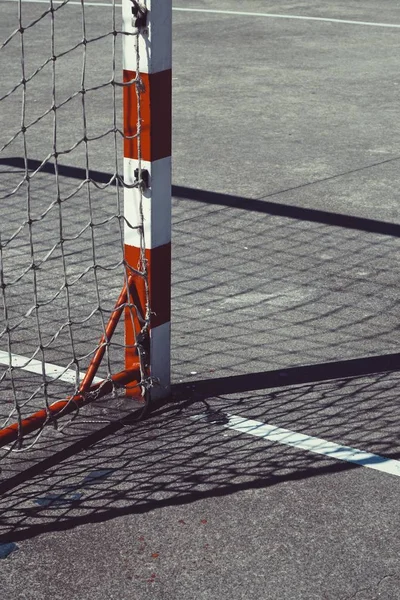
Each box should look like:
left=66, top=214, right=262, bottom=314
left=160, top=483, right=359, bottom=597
left=122, top=0, right=172, bottom=399
left=0, top=0, right=172, bottom=452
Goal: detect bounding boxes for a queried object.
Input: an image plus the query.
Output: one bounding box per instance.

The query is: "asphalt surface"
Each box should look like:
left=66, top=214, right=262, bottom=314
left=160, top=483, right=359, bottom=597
left=1, top=1, right=400, bottom=599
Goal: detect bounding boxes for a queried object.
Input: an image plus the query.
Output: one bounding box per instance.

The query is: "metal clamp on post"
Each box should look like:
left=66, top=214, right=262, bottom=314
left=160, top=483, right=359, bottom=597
left=130, top=0, right=148, bottom=30
left=134, top=168, right=150, bottom=190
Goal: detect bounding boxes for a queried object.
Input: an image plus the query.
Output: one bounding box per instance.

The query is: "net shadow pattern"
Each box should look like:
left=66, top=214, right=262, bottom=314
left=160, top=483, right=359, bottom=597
left=0, top=0, right=149, bottom=452
left=0, top=371, right=399, bottom=578
left=1, top=190, right=400, bottom=596
left=171, top=195, right=400, bottom=382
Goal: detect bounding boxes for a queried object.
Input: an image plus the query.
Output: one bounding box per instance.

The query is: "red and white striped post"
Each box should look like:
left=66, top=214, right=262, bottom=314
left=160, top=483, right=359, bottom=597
left=122, top=0, right=172, bottom=399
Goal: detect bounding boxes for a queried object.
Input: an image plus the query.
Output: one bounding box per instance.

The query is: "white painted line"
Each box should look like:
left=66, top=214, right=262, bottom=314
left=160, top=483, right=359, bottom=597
left=0, top=0, right=118, bottom=6
left=1, top=0, right=400, bottom=30
left=0, top=350, right=102, bottom=385
left=195, top=413, right=400, bottom=478
left=173, top=7, right=400, bottom=30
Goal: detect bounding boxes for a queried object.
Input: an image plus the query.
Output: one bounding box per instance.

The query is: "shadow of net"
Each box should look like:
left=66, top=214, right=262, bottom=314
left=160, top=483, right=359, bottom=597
left=0, top=367, right=399, bottom=543
left=171, top=192, right=400, bottom=380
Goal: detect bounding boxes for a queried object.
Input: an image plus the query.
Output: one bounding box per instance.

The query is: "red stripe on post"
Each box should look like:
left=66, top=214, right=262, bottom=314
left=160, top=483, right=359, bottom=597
left=124, top=243, right=171, bottom=329
left=124, top=243, right=171, bottom=383
left=123, top=69, right=172, bottom=162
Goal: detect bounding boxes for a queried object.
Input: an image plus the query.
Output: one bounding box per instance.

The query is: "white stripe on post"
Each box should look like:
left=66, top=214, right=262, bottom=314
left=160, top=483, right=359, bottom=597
left=122, top=0, right=172, bottom=399
left=122, top=0, right=172, bottom=73
left=123, top=156, right=172, bottom=249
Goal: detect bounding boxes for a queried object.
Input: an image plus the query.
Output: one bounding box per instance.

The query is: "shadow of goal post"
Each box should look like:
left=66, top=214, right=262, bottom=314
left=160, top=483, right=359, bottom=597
left=0, top=0, right=172, bottom=451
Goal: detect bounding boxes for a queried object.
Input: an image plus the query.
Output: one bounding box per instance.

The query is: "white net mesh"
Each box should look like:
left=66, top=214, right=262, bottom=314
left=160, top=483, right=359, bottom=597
left=0, top=0, right=149, bottom=452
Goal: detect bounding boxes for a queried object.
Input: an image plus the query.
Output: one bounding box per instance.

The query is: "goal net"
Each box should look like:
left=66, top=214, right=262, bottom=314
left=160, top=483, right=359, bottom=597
left=0, top=0, right=172, bottom=454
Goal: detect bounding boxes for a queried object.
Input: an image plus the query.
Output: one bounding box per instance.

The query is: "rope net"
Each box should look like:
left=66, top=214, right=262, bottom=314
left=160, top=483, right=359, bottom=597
left=0, top=0, right=149, bottom=453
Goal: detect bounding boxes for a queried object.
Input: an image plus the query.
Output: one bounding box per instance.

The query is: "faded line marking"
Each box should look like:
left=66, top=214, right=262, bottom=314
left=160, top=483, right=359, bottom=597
left=194, top=413, right=400, bottom=478
left=173, top=8, right=400, bottom=29
left=0, top=350, right=102, bottom=385
left=1, top=0, right=400, bottom=30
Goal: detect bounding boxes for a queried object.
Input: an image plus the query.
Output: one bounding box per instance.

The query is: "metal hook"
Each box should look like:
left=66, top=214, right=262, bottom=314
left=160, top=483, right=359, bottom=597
left=130, top=0, right=148, bottom=29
